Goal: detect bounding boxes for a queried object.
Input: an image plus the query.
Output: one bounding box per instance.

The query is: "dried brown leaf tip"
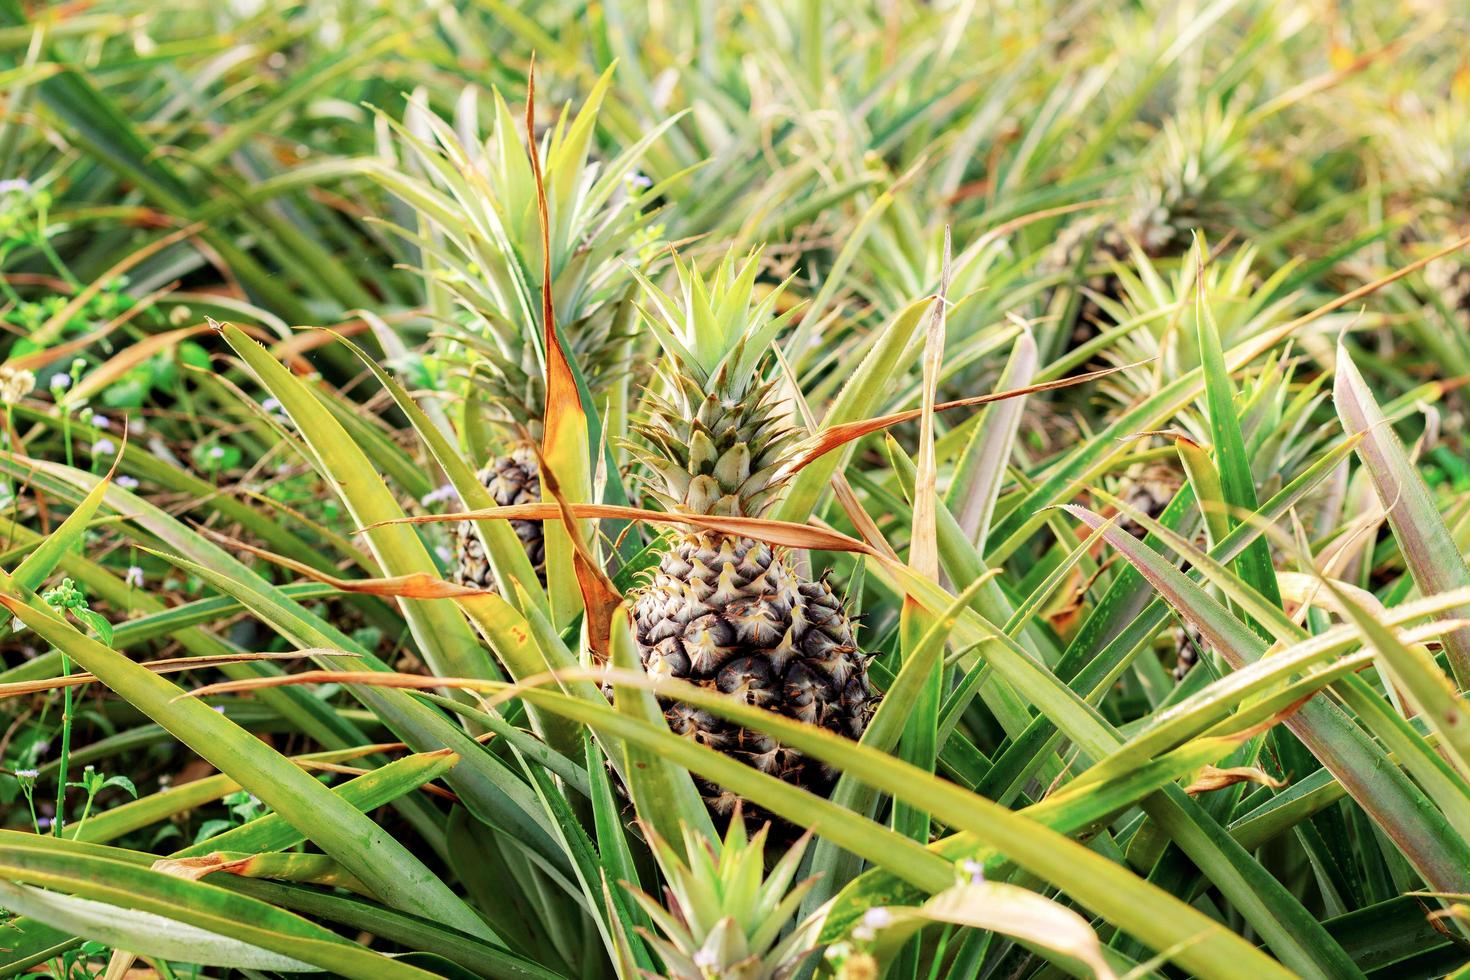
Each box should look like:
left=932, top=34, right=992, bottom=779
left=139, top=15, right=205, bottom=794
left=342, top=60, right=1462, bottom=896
left=1185, top=765, right=1288, bottom=795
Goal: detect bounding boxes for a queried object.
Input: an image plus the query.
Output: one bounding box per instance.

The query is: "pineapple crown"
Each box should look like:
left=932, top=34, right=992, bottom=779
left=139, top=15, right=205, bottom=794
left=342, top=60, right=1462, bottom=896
left=628, top=249, right=803, bottom=517
left=1133, top=96, right=1257, bottom=229
left=370, top=67, right=667, bottom=429
left=625, top=817, right=820, bottom=980
left=1382, top=89, right=1470, bottom=208
left=633, top=248, right=799, bottom=393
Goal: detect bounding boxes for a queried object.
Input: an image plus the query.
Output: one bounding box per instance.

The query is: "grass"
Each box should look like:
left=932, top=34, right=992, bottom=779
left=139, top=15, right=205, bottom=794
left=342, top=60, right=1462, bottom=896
left=2, top=2, right=1470, bottom=978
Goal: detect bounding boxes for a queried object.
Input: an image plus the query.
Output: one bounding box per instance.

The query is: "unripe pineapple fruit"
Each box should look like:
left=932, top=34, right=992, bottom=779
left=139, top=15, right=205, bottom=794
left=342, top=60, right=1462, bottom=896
left=628, top=250, right=875, bottom=819
left=452, top=446, right=545, bottom=587
left=1115, top=462, right=1183, bottom=540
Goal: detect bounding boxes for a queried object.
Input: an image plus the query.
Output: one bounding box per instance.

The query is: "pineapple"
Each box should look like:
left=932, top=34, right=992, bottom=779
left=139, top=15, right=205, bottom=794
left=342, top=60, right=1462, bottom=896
left=1173, top=622, right=1205, bottom=680
left=621, top=815, right=822, bottom=979
left=368, top=73, right=664, bottom=589
left=1114, top=461, right=1184, bottom=540
left=454, top=446, right=546, bottom=586
left=628, top=250, right=875, bottom=820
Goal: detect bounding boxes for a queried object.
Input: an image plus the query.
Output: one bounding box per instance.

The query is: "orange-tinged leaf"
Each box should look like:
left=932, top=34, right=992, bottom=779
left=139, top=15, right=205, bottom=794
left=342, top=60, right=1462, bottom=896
left=775, top=347, right=897, bottom=559
left=0, top=652, right=311, bottom=701
left=174, top=669, right=497, bottom=702
left=534, top=447, right=621, bottom=664
left=1455, top=64, right=1470, bottom=101
left=780, top=360, right=1143, bottom=475
left=526, top=60, right=594, bottom=627
left=371, top=502, right=882, bottom=557
left=526, top=64, right=581, bottom=466
left=192, top=529, right=496, bottom=599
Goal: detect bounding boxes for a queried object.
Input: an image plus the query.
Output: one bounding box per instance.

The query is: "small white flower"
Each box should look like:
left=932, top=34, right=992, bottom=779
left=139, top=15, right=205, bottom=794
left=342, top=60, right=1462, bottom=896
left=961, top=858, right=985, bottom=884
left=211, top=705, right=227, bottom=713
left=116, top=475, right=140, bottom=489
left=208, top=446, right=226, bottom=459
left=49, top=373, right=71, bottom=390
left=0, top=366, right=35, bottom=404
left=14, top=768, right=38, bottom=779
left=692, top=949, right=720, bottom=971
left=92, top=438, right=117, bottom=456
left=92, top=415, right=111, bottom=430
left=434, top=544, right=452, bottom=564
left=262, top=397, right=283, bottom=414
left=626, top=170, right=653, bottom=190
left=124, top=566, right=145, bottom=588
left=83, top=765, right=94, bottom=773
left=0, top=178, right=31, bottom=195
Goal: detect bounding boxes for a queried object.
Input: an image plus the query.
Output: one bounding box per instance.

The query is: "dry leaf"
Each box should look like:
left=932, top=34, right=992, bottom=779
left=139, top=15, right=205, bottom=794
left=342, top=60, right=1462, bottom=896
left=195, top=526, right=497, bottom=598
left=780, top=360, right=1143, bottom=476
left=372, top=502, right=882, bottom=557
left=1185, top=765, right=1287, bottom=795
left=0, top=651, right=309, bottom=701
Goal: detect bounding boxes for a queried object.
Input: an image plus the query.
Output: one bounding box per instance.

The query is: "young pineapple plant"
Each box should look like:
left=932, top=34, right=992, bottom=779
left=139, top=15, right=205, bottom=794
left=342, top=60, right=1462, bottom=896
left=622, top=817, right=821, bottom=979
left=368, top=73, right=667, bottom=588
left=1089, top=242, right=1314, bottom=683
left=628, top=249, right=876, bottom=820
left=1044, top=97, right=1258, bottom=350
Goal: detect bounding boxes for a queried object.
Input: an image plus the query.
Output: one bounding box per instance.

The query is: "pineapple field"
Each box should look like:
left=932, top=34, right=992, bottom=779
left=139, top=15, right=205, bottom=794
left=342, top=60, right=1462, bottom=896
left=5, top=1, right=1470, bottom=977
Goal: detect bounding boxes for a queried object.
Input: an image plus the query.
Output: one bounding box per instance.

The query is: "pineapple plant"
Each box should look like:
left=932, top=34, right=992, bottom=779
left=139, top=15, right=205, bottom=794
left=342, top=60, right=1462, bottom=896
left=1044, top=97, right=1259, bottom=352
left=368, top=73, right=667, bottom=589
left=620, top=815, right=822, bottom=979
left=627, top=249, right=876, bottom=820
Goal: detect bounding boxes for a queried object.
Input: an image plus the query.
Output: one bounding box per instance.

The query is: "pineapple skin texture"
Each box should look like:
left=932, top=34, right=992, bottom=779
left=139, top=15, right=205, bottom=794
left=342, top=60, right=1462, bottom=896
left=632, top=531, right=875, bottom=817
left=452, top=445, right=546, bottom=589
